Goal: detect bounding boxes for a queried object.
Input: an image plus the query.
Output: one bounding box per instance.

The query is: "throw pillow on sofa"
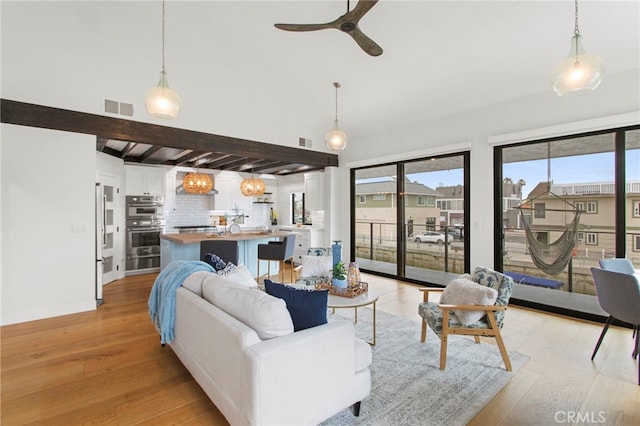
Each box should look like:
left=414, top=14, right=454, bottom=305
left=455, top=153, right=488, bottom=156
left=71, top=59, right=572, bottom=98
left=299, top=255, right=332, bottom=278
left=440, top=277, right=498, bottom=326
left=265, top=280, right=329, bottom=331
left=203, top=281, right=294, bottom=339
left=203, top=264, right=257, bottom=288
left=202, top=252, right=227, bottom=271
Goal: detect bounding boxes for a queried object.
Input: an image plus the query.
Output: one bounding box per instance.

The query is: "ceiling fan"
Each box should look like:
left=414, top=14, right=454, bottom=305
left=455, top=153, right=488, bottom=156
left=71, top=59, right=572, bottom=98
left=274, top=0, right=383, bottom=57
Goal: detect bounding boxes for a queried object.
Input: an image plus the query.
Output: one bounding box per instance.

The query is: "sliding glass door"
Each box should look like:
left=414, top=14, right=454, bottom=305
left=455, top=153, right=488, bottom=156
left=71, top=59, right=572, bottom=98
left=352, top=153, right=469, bottom=283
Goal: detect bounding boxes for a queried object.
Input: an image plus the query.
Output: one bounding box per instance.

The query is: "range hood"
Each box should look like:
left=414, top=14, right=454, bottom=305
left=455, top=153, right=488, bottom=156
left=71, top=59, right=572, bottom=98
left=175, top=184, right=218, bottom=195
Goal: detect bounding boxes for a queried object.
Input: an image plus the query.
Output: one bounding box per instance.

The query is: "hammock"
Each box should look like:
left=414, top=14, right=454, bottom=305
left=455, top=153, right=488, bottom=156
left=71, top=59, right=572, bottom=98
left=519, top=208, right=581, bottom=276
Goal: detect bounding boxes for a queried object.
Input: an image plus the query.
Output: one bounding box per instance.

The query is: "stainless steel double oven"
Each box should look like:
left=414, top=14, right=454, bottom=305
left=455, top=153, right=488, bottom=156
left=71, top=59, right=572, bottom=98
left=126, top=195, right=164, bottom=275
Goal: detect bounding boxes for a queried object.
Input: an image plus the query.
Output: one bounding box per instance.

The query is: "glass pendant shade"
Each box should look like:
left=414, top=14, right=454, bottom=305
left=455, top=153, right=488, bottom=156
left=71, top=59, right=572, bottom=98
left=550, top=34, right=604, bottom=96
left=183, top=172, right=213, bottom=194
left=240, top=177, right=266, bottom=196
left=145, top=70, right=182, bottom=119
left=325, top=120, right=347, bottom=151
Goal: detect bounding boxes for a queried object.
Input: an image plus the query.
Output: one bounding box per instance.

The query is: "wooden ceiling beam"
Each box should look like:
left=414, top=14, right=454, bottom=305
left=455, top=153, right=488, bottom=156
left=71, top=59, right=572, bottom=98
left=1, top=99, right=339, bottom=168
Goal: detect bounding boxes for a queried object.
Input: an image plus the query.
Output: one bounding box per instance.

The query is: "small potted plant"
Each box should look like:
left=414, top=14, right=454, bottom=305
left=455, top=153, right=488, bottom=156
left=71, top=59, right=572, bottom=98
left=332, top=261, right=347, bottom=288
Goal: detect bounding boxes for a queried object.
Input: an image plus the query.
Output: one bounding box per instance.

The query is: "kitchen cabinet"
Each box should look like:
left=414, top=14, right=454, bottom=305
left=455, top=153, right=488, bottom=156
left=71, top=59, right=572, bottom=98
left=288, top=227, right=323, bottom=265
left=304, top=172, right=325, bottom=214
left=125, top=165, right=166, bottom=196
left=214, top=175, right=252, bottom=214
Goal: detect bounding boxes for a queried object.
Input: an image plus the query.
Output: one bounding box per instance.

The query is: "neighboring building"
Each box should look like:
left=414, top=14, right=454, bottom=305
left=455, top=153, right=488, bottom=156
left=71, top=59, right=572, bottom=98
left=519, top=181, right=640, bottom=258
left=355, top=177, right=443, bottom=240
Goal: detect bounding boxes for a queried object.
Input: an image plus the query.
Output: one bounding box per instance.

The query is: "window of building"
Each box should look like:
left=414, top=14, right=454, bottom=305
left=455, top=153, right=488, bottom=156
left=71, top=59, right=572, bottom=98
left=534, top=203, right=546, bottom=218
left=575, top=201, right=584, bottom=213
left=634, top=235, right=640, bottom=251
left=577, top=232, right=585, bottom=243
left=417, top=195, right=426, bottom=206
left=373, top=194, right=386, bottom=201
left=586, top=232, right=598, bottom=245
left=586, top=201, right=598, bottom=213
left=359, top=195, right=366, bottom=204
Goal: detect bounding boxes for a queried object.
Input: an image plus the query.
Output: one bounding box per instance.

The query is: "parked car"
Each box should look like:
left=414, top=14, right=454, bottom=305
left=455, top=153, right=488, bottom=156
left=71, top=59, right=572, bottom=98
left=414, top=231, right=450, bottom=244
left=445, top=228, right=462, bottom=239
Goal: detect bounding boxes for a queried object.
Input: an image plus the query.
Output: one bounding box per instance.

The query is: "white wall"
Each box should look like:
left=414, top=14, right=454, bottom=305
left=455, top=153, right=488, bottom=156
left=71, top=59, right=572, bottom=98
left=1, top=125, right=97, bottom=325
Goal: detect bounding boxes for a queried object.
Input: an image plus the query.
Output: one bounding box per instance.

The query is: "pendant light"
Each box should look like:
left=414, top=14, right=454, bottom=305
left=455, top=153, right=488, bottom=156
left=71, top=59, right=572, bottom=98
left=183, top=160, right=213, bottom=194
left=550, top=0, right=604, bottom=96
left=325, top=82, right=347, bottom=151
left=240, top=169, right=266, bottom=197
left=145, top=0, right=182, bottom=119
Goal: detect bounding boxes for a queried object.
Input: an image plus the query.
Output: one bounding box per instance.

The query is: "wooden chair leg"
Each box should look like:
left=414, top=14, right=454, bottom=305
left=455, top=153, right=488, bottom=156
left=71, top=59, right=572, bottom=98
left=439, top=310, right=450, bottom=370
left=474, top=336, right=481, bottom=344
left=486, top=312, right=512, bottom=371
left=421, top=320, right=427, bottom=343
left=439, top=333, right=448, bottom=370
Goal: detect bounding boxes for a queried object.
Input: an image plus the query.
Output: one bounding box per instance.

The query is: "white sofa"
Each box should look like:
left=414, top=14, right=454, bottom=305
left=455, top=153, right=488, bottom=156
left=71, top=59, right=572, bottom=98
left=169, top=271, right=372, bottom=426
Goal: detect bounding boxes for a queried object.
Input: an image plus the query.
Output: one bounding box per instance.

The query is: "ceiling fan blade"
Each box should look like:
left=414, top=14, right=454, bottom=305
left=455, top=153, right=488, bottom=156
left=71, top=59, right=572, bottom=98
left=274, top=23, right=334, bottom=32
left=349, top=26, right=383, bottom=56
left=344, top=0, right=379, bottom=23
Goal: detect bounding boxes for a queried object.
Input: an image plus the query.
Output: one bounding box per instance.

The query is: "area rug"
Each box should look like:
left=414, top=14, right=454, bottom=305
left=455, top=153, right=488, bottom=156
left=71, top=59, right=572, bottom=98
left=321, top=308, right=529, bottom=426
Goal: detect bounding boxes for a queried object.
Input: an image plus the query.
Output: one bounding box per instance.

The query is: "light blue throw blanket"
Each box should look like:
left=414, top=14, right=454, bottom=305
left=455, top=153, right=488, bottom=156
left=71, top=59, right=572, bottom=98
left=148, top=260, right=214, bottom=344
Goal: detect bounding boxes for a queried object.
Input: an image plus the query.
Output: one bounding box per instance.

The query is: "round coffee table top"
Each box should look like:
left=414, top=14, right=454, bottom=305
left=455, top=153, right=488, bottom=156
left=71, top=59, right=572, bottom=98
left=327, top=289, right=379, bottom=308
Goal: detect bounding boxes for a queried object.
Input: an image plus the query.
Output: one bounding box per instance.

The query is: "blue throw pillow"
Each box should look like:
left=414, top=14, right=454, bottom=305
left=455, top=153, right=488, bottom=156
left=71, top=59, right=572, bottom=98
left=202, top=252, right=226, bottom=271
left=264, top=280, right=328, bottom=332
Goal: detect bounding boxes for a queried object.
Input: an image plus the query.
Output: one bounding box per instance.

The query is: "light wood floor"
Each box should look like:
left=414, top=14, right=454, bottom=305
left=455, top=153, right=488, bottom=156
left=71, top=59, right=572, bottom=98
left=2, top=270, right=639, bottom=425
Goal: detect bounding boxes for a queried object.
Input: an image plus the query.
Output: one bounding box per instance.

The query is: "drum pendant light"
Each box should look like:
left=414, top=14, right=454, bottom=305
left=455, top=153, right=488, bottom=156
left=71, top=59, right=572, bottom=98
left=183, top=161, right=213, bottom=194
left=325, top=82, right=347, bottom=151
left=240, top=169, right=266, bottom=197
left=550, top=0, right=604, bottom=96
left=145, top=0, right=182, bottom=119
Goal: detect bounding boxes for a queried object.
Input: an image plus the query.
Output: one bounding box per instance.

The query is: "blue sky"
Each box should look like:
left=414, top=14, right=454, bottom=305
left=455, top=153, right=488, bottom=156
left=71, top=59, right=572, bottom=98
left=365, top=149, right=640, bottom=199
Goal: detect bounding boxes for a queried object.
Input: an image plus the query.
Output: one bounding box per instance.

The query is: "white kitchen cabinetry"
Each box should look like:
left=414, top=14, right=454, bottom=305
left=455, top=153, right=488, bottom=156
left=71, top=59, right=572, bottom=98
left=125, top=165, right=166, bottom=196
left=215, top=175, right=252, bottom=214
left=289, top=228, right=323, bottom=265
left=304, top=172, right=325, bottom=214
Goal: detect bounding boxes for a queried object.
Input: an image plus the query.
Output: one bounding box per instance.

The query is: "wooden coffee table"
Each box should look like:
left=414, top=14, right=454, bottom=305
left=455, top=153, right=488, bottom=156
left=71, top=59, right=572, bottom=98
left=327, top=289, right=378, bottom=345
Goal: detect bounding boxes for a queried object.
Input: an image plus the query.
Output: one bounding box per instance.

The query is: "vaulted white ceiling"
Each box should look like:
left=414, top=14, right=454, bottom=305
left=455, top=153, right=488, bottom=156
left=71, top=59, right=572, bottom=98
left=2, top=1, right=639, bottom=153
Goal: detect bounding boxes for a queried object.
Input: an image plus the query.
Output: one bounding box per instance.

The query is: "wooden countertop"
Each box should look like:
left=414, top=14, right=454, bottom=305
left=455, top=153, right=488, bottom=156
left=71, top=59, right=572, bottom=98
left=161, top=230, right=292, bottom=245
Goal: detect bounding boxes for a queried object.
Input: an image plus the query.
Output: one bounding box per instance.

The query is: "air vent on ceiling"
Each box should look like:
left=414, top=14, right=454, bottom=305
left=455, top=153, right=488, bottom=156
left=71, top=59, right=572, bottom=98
left=104, top=99, right=134, bottom=117
left=299, top=137, right=312, bottom=148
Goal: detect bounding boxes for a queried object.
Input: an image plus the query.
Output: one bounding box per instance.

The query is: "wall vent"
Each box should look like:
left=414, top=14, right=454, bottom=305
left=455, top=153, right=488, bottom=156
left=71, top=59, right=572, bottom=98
left=299, top=137, right=312, bottom=148
left=104, top=99, right=134, bottom=117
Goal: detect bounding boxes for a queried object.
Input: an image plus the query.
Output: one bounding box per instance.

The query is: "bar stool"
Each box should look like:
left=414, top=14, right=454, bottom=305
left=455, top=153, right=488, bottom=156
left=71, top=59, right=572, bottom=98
left=200, top=240, right=239, bottom=266
left=257, top=235, right=296, bottom=283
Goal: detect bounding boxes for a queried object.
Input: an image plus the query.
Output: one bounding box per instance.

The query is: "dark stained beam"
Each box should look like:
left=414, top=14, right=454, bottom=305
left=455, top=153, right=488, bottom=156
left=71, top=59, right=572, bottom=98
left=1, top=99, right=339, bottom=168
left=139, top=145, right=164, bottom=163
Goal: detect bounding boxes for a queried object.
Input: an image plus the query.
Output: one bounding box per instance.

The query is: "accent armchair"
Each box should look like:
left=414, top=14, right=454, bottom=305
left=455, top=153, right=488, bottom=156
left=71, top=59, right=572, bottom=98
left=590, top=267, right=640, bottom=385
left=418, top=266, right=514, bottom=371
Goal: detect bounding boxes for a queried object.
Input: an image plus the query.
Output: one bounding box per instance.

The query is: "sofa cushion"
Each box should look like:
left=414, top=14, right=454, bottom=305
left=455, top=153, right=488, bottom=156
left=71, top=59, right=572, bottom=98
left=299, top=255, right=332, bottom=278
left=203, top=264, right=257, bottom=288
left=264, top=280, right=329, bottom=331
left=203, top=281, right=294, bottom=339
left=181, top=271, right=210, bottom=297
left=440, top=277, right=499, bottom=326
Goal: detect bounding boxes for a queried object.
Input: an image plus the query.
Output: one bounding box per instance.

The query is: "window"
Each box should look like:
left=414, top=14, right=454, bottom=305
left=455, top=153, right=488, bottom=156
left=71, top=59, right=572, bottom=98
left=586, top=232, right=598, bottom=245
left=359, top=195, right=366, bottom=204
left=534, top=203, right=546, bottom=219
left=586, top=201, right=598, bottom=213
left=417, top=195, right=426, bottom=206
left=575, top=201, right=584, bottom=213
left=577, top=232, right=584, bottom=243
left=426, top=196, right=436, bottom=207
left=373, top=194, right=386, bottom=201
left=634, top=235, right=640, bottom=251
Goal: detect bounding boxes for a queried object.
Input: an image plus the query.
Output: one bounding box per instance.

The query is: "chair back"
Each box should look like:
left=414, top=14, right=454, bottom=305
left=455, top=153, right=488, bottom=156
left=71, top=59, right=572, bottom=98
left=282, top=234, right=297, bottom=259
left=307, top=247, right=331, bottom=257
left=200, top=240, right=239, bottom=265
left=471, top=266, right=514, bottom=327
left=599, top=258, right=635, bottom=275
left=590, top=267, right=640, bottom=326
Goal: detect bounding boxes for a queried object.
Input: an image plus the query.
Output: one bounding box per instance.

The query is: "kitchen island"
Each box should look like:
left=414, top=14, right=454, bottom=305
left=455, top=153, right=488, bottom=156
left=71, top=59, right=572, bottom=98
left=160, top=230, right=293, bottom=278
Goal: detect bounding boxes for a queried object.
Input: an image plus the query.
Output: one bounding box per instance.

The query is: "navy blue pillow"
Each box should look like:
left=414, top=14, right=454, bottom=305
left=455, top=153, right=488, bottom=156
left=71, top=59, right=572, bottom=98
left=264, top=280, right=328, bottom=331
left=202, top=252, right=226, bottom=271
